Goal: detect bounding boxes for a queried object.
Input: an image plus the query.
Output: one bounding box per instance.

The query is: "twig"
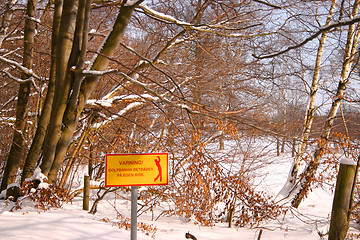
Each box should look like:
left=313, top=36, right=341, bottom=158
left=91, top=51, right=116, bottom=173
left=257, top=229, right=263, bottom=240
left=185, top=232, right=197, bottom=240
left=253, top=0, right=281, bottom=9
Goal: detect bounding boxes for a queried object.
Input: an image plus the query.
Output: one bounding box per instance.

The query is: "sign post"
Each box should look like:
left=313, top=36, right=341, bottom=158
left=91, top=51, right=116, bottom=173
left=131, top=186, right=138, bottom=240
left=105, top=153, right=168, bottom=240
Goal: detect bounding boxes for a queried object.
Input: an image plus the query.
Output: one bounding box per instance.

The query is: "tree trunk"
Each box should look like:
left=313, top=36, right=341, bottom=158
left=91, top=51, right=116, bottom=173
left=276, top=137, right=280, bottom=156
left=40, top=0, right=78, bottom=176
left=275, top=0, right=336, bottom=201
left=281, top=73, right=286, bottom=154
left=329, top=160, right=358, bottom=240
left=1, top=0, right=37, bottom=190
left=21, top=0, right=63, bottom=183
left=59, top=114, right=92, bottom=188
left=0, top=0, right=17, bottom=47
left=292, top=0, right=336, bottom=182
left=47, top=2, right=139, bottom=182
left=88, top=139, right=94, bottom=179
left=291, top=137, right=296, bottom=157
left=291, top=0, right=360, bottom=207
left=46, top=0, right=87, bottom=182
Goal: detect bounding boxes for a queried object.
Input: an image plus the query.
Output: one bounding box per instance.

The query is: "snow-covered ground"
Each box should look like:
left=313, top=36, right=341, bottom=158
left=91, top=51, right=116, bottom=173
left=0, top=151, right=349, bottom=239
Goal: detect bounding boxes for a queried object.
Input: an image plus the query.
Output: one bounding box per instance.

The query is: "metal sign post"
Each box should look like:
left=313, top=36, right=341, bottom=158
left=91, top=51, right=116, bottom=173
left=105, top=153, right=168, bottom=187
left=105, top=153, right=168, bottom=240
left=131, top=186, right=138, bottom=240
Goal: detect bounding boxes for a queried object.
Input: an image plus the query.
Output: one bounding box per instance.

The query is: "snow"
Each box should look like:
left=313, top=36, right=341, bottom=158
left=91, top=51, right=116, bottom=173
left=29, top=17, right=41, bottom=24
left=87, top=99, right=113, bottom=107
left=0, top=190, right=6, bottom=199
left=340, top=156, right=357, bottom=166
left=25, top=167, right=47, bottom=183
left=0, top=195, right=328, bottom=240
left=124, top=0, right=140, bottom=6
left=0, top=147, right=355, bottom=239
left=139, top=4, right=193, bottom=27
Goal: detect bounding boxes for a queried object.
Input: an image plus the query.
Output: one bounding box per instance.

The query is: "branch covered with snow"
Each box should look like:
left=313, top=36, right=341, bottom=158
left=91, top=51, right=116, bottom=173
left=137, top=4, right=259, bottom=38
left=1, top=70, right=40, bottom=92
left=0, top=55, right=43, bottom=80
left=73, top=68, right=118, bottom=77
left=124, top=0, right=144, bottom=6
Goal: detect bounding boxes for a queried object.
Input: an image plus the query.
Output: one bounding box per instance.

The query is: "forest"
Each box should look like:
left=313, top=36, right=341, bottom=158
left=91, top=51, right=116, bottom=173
left=1, top=0, right=360, bottom=238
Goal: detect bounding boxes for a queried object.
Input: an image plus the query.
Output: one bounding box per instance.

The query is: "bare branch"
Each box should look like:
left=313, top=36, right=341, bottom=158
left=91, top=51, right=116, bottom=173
left=118, top=72, right=191, bottom=111
left=254, top=15, right=360, bottom=59
left=119, top=42, right=185, bottom=98
left=116, top=72, right=281, bottom=136
left=1, top=70, right=40, bottom=92
left=0, top=55, right=42, bottom=80
left=71, top=66, right=118, bottom=77
left=137, top=4, right=262, bottom=38
left=253, top=0, right=282, bottom=9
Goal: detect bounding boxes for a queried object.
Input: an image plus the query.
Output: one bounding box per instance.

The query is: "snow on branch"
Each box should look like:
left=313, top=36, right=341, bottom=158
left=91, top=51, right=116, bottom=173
left=137, top=4, right=259, bottom=38
left=88, top=92, right=161, bottom=129
left=117, top=72, right=199, bottom=114
left=0, top=55, right=42, bottom=80
left=87, top=93, right=158, bottom=108
left=73, top=68, right=118, bottom=77
left=124, top=0, right=144, bottom=6
left=87, top=72, right=278, bottom=135
left=3, top=36, right=23, bottom=42
left=25, top=15, right=41, bottom=24
left=87, top=70, right=197, bottom=124
left=1, top=70, right=40, bottom=92
left=0, top=116, right=15, bottom=127
left=254, top=15, right=360, bottom=59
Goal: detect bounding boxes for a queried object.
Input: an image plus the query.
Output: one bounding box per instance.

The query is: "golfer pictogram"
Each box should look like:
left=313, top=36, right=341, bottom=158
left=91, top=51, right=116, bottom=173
left=154, top=156, right=162, bottom=182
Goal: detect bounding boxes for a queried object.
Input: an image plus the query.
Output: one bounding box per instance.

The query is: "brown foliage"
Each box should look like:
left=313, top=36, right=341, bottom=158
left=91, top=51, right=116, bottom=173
left=10, top=180, right=74, bottom=211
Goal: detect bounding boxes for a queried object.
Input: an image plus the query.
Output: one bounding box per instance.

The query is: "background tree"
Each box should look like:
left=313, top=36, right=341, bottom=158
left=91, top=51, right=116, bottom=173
left=1, top=0, right=38, bottom=190
left=1, top=1, right=360, bottom=218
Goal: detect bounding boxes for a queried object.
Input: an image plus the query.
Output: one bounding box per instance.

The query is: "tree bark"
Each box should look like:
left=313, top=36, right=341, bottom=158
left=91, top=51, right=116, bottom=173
left=0, top=0, right=17, bottom=48
left=291, top=0, right=360, bottom=208
left=291, top=0, right=336, bottom=183
left=275, top=0, right=336, bottom=201
left=59, top=113, right=93, bottom=188
left=21, top=0, right=63, bottom=183
left=40, top=0, right=78, bottom=176
left=329, top=161, right=357, bottom=240
left=1, top=0, right=37, bottom=190
left=47, top=0, right=88, bottom=182
left=47, top=2, right=140, bottom=182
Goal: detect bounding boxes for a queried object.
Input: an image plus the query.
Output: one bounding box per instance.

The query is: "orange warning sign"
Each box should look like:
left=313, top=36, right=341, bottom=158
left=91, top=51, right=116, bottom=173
left=105, top=153, right=168, bottom=187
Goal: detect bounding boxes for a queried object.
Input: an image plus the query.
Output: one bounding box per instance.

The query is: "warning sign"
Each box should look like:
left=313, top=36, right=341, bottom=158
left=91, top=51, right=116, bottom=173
left=105, top=153, right=168, bottom=187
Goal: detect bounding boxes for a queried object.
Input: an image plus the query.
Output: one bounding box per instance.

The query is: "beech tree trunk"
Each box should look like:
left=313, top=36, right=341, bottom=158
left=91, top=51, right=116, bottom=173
left=47, top=2, right=141, bottom=182
left=1, top=0, right=37, bottom=190
left=40, top=0, right=79, bottom=176
left=46, top=0, right=88, bottom=182
left=59, top=113, right=93, bottom=188
left=21, top=0, right=63, bottom=183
